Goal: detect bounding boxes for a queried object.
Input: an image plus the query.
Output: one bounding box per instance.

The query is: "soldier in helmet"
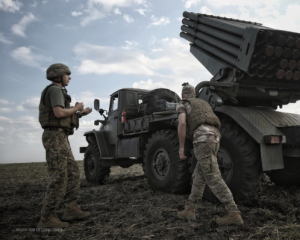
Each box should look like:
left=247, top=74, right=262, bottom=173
left=37, top=63, right=92, bottom=228
left=176, top=83, right=243, bottom=226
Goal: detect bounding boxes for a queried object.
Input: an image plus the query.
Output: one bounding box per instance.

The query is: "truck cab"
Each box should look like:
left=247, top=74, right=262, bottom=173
left=103, top=88, right=149, bottom=147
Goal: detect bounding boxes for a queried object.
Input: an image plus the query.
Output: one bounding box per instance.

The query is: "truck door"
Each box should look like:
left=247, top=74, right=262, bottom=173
left=105, top=93, right=119, bottom=145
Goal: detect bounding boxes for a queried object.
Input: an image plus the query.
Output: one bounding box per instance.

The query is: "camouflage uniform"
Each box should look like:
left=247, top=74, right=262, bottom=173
left=176, top=100, right=237, bottom=211
left=41, top=128, right=80, bottom=218
left=39, top=79, right=80, bottom=218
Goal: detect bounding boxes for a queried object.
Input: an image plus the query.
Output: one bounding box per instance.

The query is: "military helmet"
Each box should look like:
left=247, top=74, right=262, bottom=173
left=182, top=82, right=195, bottom=99
left=46, top=63, right=71, bottom=80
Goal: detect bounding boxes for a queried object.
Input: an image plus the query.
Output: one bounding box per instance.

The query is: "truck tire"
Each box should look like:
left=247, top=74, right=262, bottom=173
left=84, top=143, right=111, bottom=184
left=267, top=156, right=300, bottom=186
left=142, top=88, right=181, bottom=115
left=200, top=118, right=263, bottom=203
left=143, top=130, right=190, bottom=193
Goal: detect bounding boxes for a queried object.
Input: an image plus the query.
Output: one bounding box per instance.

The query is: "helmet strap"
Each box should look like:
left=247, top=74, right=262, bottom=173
left=52, top=75, right=67, bottom=90
left=52, top=76, right=61, bottom=83
left=61, top=76, right=64, bottom=87
left=61, top=75, right=68, bottom=91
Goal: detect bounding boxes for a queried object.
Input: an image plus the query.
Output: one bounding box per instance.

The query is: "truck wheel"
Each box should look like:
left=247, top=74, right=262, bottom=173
left=201, top=118, right=263, bottom=203
left=84, top=143, right=110, bottom=184
left=142, top=88, right=181, bottom=115
left=267, top=156, right=300, bottom=186
left=143, top=130, right=190, bottom=193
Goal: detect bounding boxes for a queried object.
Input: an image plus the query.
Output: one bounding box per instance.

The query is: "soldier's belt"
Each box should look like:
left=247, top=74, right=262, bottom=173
left=44, top=127, right=69, bottom=135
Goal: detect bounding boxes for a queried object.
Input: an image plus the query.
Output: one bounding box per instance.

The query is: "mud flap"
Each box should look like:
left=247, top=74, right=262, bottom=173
left=260, top=143, right=284, bottom=171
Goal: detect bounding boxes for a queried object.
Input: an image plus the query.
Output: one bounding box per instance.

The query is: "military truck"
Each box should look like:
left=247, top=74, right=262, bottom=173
left=80, top=88, right=191, bottom=193
left=80, top=12, right=300, bottom=203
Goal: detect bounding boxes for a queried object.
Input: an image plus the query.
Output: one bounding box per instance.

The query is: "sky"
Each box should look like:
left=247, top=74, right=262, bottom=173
left=1, top=0, right=300, bottom=163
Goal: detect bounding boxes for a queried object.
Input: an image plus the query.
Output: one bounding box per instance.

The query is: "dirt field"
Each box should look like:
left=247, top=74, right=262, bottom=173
left=1, top=161, right=300, bottom=240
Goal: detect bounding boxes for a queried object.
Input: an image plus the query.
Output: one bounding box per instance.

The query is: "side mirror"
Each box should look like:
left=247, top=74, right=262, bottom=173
left=94, top=99, right=100, bottom=111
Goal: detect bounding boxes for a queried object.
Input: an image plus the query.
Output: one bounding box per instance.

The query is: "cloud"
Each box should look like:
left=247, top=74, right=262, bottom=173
left=214, top=3, right=300, bottom=33
left=259, top=4, right=300, bottom=32
left=150, top=15, right=170, bottom=26
left=11, top=13, right=37, bottom=38
left=0, top=116, right=11, bottom=122
left=72, top=91, right=98, bottom=107
left=73, top=37, right=208, bottom=97
left=200, top=6, right=212, bottom=14
left=71, top=11, right=83, bottom=17
left=125, top=40, right=138, bottom=47
left=123, top=14, right=134, bottom=23
left=80, top=0, right=148, bottom=25
left=0, top=0, right=22, bottom=12
left=122, top=40, right=139, bottom=50
left=114, top=8, right=121, bottom=15
left=17, top=97, right=40, bottom=111
left=74, top=42, right=163, bottom=76
left=0, top=32, right=13, bottom=45
left=76, top=120, right=96, bottom=133
left=54, top=24, right=77, bottom=30
left=77, top=59, right=155, bottom=76
left=132, top=79, right=166, bottom=90
left=81, top=8, right=105, bottom=26
left=206, top=0, right=279, bottom=8
left=0, top=108, right=12, bottom=112
left=183, top=0, right=201, bottom=9
left=87, top=0, right=148, bottom=12
left=135, top=8, right=147, bottom=16
left=280, top=102, right=300, bottom=114
left=0, top=99, right=14, bottom=105
left=151, top=48, right=163, bottom=52
left=0, top=115, right=41, bottom=144
left=10, top=46, right=51, bottom=70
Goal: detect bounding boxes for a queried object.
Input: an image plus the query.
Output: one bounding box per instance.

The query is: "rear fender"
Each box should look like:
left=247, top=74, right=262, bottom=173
left=215, top=106, right=285, bottom=171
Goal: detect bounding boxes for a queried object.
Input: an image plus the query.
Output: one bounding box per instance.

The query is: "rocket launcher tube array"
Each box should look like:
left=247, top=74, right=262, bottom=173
left=181, top=25, right=239, bottom=57
left=183, top=11, right=245, bottom=36
left=182, top=18, right=242, bottom=46
left=180, top=32, right=237, bottom=65
left=181, top=11, right=300, bottom=82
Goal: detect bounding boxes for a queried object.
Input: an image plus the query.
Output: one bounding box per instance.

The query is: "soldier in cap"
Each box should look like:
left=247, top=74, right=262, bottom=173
left=37, top=63, right=92, bottom=228
left=176, top=83, right=243, bottom=226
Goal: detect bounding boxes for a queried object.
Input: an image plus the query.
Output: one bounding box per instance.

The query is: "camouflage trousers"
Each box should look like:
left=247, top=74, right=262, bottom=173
left=41, top=129, right=80, bottom=218
left=188, top=141, right=238, bottom=211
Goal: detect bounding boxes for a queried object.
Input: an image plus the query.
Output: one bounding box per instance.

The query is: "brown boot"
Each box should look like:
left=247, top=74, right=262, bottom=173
left=37, top=213, right=69, bottom=228
left=178, top=201, right=196, bottom=221
left=215, top=209, right=244, bottom=226
left=62, top=205, right=90, bottom=221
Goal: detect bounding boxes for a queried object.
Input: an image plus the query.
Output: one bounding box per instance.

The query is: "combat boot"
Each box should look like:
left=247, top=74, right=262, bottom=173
left=178, top=201, right=196, bottom=221
left=215, top=209, right=244, bottom=226
left=62, top=205, right=90, bottom=221
left=37, top=212, right=69, bottom=228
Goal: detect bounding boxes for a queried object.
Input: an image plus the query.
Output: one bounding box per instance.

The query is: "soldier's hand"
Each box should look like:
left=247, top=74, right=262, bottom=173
left=179, top=148, right=187, bottom=160
left=75, top=102, right=84, bottom=111
left=80, top=107, right=92, bottom=116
